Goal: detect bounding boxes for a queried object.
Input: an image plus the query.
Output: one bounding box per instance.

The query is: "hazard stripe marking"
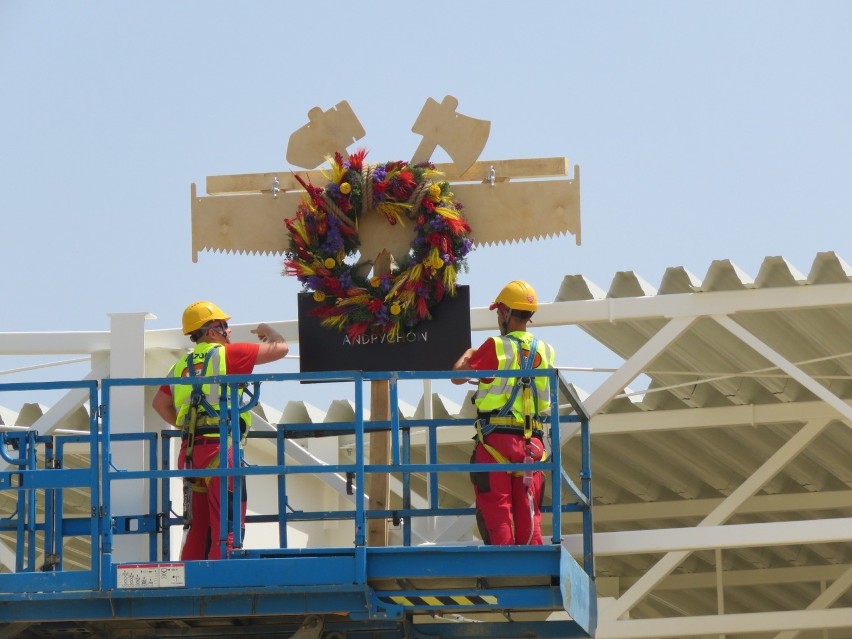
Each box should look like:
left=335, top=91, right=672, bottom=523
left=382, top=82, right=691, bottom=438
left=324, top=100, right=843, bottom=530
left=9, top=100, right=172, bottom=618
left=380, top=595, right=498, bottom=607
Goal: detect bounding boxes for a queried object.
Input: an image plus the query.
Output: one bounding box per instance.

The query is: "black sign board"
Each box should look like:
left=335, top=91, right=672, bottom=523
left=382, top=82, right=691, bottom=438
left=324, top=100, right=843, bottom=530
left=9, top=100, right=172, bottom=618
left=297, top=286, right=471, bottom=373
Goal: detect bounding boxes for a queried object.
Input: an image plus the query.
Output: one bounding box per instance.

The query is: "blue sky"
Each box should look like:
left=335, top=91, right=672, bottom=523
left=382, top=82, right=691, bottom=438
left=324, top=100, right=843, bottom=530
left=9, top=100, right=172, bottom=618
left=1, top=2, right=850, bottom=403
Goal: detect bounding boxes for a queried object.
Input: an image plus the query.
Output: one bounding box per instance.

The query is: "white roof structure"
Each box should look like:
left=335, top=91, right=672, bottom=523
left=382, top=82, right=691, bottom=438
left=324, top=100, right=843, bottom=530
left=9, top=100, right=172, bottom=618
left=1, top=250, right=851, bottom=639
left=549, top=251, right=852, bottom=638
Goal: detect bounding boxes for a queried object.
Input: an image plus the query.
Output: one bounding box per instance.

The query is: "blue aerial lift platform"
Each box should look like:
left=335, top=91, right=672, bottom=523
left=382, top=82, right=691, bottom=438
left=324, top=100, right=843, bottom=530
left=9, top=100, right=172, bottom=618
left=0, top=369, right=595, bottom=639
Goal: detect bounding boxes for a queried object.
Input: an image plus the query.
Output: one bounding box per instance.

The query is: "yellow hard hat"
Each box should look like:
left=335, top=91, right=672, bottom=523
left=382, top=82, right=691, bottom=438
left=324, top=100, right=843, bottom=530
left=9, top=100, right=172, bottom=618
left=182, top=301, right=231, bottom=335
left=490, top=280, right=538, bottom=312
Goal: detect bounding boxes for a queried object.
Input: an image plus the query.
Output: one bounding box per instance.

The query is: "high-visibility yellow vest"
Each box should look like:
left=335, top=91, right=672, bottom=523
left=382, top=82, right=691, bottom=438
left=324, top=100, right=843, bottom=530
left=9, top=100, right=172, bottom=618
left=167, top=343, right=251, bottom=432
left=473, top=332, right=556, bottom=422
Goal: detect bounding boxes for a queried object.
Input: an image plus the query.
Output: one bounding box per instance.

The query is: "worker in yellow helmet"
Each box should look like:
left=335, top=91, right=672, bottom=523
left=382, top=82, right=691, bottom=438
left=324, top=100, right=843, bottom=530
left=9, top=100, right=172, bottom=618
left=452, top=281, right=556, bottom=545
left=152, top=301, right=288, bottom=560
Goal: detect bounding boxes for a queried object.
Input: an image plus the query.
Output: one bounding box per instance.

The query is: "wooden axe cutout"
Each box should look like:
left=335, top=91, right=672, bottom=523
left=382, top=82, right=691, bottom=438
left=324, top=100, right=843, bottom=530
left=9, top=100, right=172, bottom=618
left=286, top=101, right=366, bottom=169
left=411, top=96, right=490, bottom=175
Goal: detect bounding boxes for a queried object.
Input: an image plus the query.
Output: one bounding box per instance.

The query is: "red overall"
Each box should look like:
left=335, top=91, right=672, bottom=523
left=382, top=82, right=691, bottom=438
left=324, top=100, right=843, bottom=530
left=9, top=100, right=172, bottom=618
left=471, top=432, right=546, bottom=545
left=177, top=439, right=247, bottom=560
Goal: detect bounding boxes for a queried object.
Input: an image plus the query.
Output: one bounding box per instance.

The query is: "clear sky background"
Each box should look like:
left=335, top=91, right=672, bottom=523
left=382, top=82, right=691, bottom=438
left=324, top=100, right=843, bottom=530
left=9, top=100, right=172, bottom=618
left=1, top=2, right=850, bottom=406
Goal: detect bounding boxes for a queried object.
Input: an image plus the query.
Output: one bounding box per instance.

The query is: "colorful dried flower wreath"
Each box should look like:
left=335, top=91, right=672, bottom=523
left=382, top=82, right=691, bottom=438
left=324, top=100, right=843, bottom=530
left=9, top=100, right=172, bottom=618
left=283, top=150, right=474, bottom=340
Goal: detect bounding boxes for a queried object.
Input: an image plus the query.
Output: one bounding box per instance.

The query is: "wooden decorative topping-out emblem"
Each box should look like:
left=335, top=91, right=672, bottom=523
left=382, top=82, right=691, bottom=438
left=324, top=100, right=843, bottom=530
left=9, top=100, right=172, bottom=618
left=190, top=95, right=581, bottom=264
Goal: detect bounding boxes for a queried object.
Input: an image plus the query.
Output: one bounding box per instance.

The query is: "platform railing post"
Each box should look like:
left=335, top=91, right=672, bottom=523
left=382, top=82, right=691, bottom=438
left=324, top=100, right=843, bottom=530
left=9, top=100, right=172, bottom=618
left=277, top=425, right=288, bottom=549
left=354, top=374, right=367, bottom=548
left=229, top=382, right=243, bottom=555
left=159, top=433, right=172, bottom=560
left=549, top=369, right=562, bottom=545
left=581, top=410, right=594, bottom=576
left=99, top=382, right=114, bottom=582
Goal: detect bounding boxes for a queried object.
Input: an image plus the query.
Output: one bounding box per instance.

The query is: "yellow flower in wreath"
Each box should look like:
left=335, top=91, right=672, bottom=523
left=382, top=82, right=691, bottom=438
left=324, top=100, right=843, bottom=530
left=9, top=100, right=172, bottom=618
left=313, top=291, right=326, bottom=302
left=339, top=182, right=352, bottom=195
left=324, top=257, right=336, bottom=269
left=425, top=249, right=444, bottom=270
left=389, top=302, right=401, bottom=316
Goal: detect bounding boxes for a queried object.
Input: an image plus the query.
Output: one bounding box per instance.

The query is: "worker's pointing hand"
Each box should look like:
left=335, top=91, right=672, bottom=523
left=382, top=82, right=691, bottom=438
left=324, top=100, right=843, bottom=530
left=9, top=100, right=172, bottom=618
left=251, top=323, right=284, bottom=343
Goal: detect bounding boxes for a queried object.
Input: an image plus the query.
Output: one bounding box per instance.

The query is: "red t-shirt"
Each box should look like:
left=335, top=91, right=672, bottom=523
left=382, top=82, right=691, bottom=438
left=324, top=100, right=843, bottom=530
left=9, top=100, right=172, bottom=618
left=467, top=338, right=499, bottom=371
left=467, top=338, right=499, bottom=383
left=159, top=342, right=260, bottom=396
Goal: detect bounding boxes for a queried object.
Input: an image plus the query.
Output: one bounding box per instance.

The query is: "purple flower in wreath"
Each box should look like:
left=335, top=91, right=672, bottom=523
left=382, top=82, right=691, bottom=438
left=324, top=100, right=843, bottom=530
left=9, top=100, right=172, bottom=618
left=326, top=183, right=342, bottom=200
left=412, top=233, right=426, bottom=247
left=338, top=271, right=354, bottom=291
left=321, top=216, right=345, bottom=254
left=430, top=216, right=448, bottom=232
left=374, top=305, right=390, bottom=325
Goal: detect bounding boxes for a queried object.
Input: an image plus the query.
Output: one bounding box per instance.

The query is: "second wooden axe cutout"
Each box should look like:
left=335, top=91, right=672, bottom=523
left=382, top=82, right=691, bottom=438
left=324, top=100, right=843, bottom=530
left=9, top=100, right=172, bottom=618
left=411, top=96, right=490, bottom=175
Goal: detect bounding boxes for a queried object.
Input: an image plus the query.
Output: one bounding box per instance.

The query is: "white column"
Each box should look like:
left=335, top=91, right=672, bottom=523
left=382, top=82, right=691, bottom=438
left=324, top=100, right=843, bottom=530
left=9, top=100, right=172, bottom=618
left=108, top=312, right=155, bottom=562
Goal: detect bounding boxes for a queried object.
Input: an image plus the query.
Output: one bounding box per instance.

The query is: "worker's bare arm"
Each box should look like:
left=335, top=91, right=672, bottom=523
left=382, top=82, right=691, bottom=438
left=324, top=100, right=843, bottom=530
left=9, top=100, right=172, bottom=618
left=252, top=323, right=289, bottom=364
left=152, top=389, right=178, bottom=426
left=451, top=348, right=478, bottom=385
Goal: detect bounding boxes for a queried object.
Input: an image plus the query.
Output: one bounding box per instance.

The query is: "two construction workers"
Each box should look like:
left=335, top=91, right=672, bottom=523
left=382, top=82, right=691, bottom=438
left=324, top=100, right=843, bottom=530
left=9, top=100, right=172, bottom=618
left=453, top=280, right=555, bottom=545
left=154, top=284, right=550, bottom=555
left=152, top=301, right=288, bottom=560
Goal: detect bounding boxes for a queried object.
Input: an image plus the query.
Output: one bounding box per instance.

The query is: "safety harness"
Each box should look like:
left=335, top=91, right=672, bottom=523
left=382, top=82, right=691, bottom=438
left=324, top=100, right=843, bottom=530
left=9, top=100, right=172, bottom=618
left=181, top=349, right=217, bottom=461
left=474, top=336, right=549, bottom=470
left=180, top=347, right=256, bottom=529
left=181, top=347, right=218, bottom=528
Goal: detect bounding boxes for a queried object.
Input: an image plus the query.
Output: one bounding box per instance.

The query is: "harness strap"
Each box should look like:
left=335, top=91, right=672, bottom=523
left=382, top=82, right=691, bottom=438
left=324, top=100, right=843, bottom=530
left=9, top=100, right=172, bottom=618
left=480, top=415, right=544, bottom=439
left=474, top=418, right=549, bottom=474
left=183, top=348, right=218, bottom=464
left=487, top=415, right=542, bottom=428
left=495, top=337, right=539, bottom=440
left=181, top=422, right=223, bottom=440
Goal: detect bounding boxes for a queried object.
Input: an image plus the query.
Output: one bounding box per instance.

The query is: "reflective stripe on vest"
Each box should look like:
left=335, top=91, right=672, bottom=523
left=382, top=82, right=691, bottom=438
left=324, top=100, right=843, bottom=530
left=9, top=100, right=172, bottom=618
left=473, top=333, right=555, bottom=422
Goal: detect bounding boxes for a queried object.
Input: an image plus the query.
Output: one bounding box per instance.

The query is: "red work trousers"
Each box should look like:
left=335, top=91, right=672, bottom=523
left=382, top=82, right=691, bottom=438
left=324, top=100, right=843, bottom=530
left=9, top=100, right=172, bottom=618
left=471, top=432, right=546, bottom=545
left=178, top=438, right=247, bottom=560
